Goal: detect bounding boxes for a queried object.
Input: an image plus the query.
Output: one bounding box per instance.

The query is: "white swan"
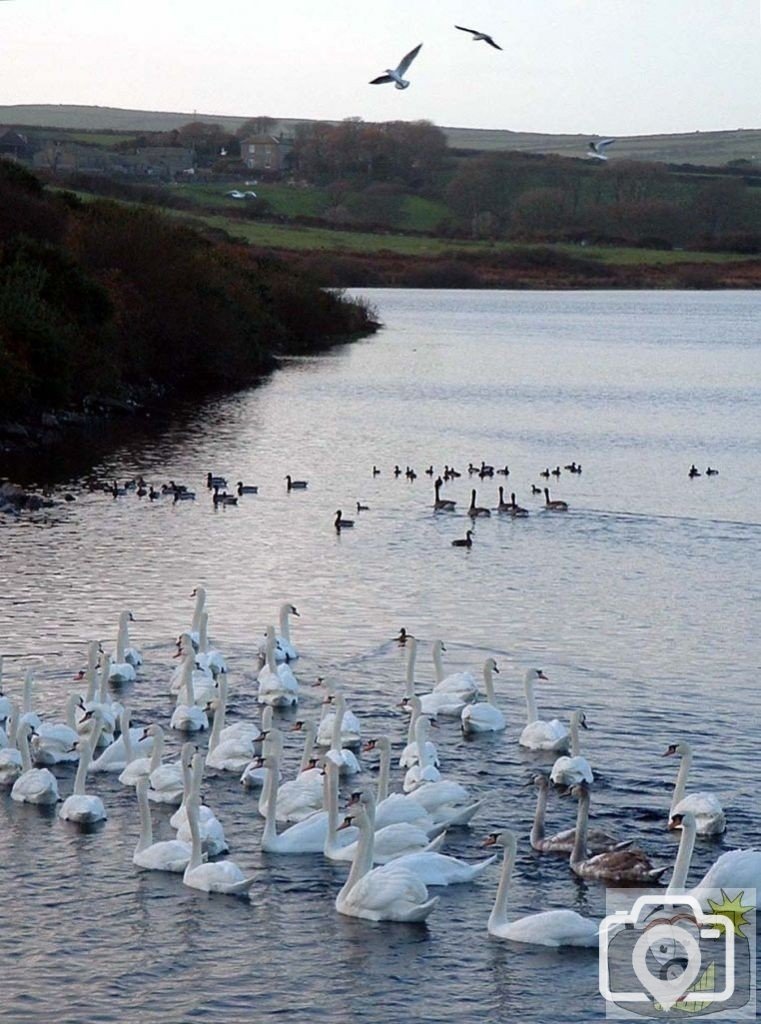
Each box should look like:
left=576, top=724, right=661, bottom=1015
left=569, top=782, right=666, bottom=884
left=258, top=602, right=300, bottom=663
left=170, top=650, right=209, bottom=733
left=663, top=741, right=726, bottom=835
left=518, top=669, right=569, bottom=752
left=206, top=678, right=256, bottom=771
left=431, top=640, right=478, bottom=701
left=119, top=609, right=143, bottom=668
left=400, top=638, right=466, bottom=718
left=32, top=693, right=82, bottom=765
left=335, top=796, right=439, bottom=922
left=118, top=722, right=162, bottom=786
left=274, top=720, right=323, bottom=821
left=367, top=738, right=431, bottom=830
left=350, top=791, right=493, bottom=884
left=79, top=655, right=118, bottom=746
left=187, top=585, right=207, bottom=649
left=316, top=680, right=361, bottom=748
left=147, top=729, right=185, bottom=804
left=133, top=776, right=192, bottom=873
left=324, top=693, right=361, bottom=776
left=183, top=755, right=254, bottom=895
left=529, top=774, right=622, bottom=854
left=108, top=611, right=137, bottom=683
left=403, top=716, right=441, bottom=792
left=59, top=714, right=107, bottom=824
left=239, top=707, right=273, bottom=790
left=461, top=658, right=505, bottom=733
left=169, top=632, right=214, bottom=696
left=257, top=625, right=299, bottom=707
left=11, top=722, right=60, bottom=804
left=259, top=748, right=354, bottom=854
left=0, top=702, right=23, bottom=786
left=175, top=745, right=229, bottom=855
left=484, top=830, right=599, bottom=946
left=399, top=693, right=440, bottom=768
left=550, top=710, right=593, bottom=785
left=89, top=705, right=155, bottom=773
left=195, top=611, right=227, bottom=678
left=324, top=766, right=444, bottom=864
left=667, top=811, right=761, bottom=897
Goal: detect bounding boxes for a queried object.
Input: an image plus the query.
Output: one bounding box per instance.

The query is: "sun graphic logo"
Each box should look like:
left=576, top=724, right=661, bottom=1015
left=599, top=888, right=756, bottom=1019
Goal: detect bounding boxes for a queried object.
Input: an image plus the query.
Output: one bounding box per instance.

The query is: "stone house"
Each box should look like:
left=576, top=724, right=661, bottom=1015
left=240, top=134, right=293, bottom=173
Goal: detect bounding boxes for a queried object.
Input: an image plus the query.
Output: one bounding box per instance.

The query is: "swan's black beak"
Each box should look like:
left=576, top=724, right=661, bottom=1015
left=493, top=665, right=500, bottom=674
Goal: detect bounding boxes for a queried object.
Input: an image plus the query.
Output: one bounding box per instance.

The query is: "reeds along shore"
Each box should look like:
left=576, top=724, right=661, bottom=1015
left=0, top=160, right=377, bottom=422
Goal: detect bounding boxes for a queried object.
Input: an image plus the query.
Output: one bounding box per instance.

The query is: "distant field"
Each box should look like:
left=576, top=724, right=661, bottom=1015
left=176, top=182, right=449, bottom=232
left=4, top=104, right=761, bottom=167
left=157, top=205, right=751, bottom=265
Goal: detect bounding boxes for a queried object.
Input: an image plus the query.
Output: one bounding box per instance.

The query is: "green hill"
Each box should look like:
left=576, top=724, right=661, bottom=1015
left=2, top=104, right=760, bottom=167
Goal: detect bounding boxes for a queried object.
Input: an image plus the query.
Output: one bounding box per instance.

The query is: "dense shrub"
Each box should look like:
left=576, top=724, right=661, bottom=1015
left=0, top=162, right=376, bottom=418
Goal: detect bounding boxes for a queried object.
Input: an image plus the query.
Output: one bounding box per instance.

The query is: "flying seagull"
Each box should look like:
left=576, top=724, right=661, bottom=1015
left=455, top=25, right=502, bottom=50
left=369, top=43, right=423, bottom=89
left=588, top=138, right=616, bottom=161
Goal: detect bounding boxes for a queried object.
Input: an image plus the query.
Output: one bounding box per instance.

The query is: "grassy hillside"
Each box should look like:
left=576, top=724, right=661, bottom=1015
left=3, top=104, right=761, bottom=167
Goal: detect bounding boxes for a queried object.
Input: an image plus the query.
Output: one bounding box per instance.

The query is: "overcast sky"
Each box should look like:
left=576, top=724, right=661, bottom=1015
left=0, top=0, right=759, bottom=136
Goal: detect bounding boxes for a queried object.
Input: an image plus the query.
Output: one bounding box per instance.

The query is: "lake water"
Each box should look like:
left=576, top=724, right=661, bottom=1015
left=1, top=289, right=759, bottom=1023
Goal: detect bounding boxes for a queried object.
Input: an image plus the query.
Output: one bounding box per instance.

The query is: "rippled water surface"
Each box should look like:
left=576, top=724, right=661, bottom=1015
left=1, top=290, right=760, bottom=1023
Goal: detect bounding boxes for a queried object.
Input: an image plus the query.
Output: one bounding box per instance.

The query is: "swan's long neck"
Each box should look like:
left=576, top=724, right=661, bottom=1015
left=135, top=782, right=153, bottom=853
left=262, top=754, right=282, bottom=845
left=66, top=693, right=80, bottom=731
left=414, top=716, right=430, bottom=771
left=74, top=730, right=99, bottom=795
left=191, top=589, right=205, bottom=635
left=339, top=801, right=376, bottom=901
left=208, top=681, right=227, bottom=753
left=116, top=614, right=128, bottom=662
left=405, top=640, right=417, bottom=697
left=530, top=784, right=549, bottom=846
left=377, top=739, right=390, bottom=803
left=570, top=790, right=590, bottom=866
left=265, top=628, right=278, bottom=674
left=483, top=663, right=497, bottom=705
left=432, top=642, right=445, bottom=684
left=524, top=674, right=539, bottom=724
left=324, top=763, right=341, bottom=857
left=331, top=695, right=345, bottom=751
left=405, top=699, right=419, bottom=745
left=85, top=645, right=99, bottom=702
left=183, top=655, right=195, bottom=706
left=489, top=841, right=515, bottom=931
left=122, top=714, right=135, bottom=764
left=18, top=725, right=33, bottom=772
left=258, top=729, right=282, bottom=816
left=298, top=724, right=315, bottom=773
left=98, top=657, right=110, bottom=703
left=199, top=612, right=209, bottom=655
left=149, top=730, right=164, bottom=772
left=570, top=713, right=581, bottom=757
left=671, top=747, right=692, bottom=814
left=5, top=704, right=19, bottom=751
left=186, top=798, right=204, bottom=871
left=667, top=817, right=697, bottom=892
left=279, top=605, right=291, bottom=643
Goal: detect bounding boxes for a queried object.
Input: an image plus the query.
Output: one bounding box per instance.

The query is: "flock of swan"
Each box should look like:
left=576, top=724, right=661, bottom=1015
left=1, top=590, right=759, bottom=945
